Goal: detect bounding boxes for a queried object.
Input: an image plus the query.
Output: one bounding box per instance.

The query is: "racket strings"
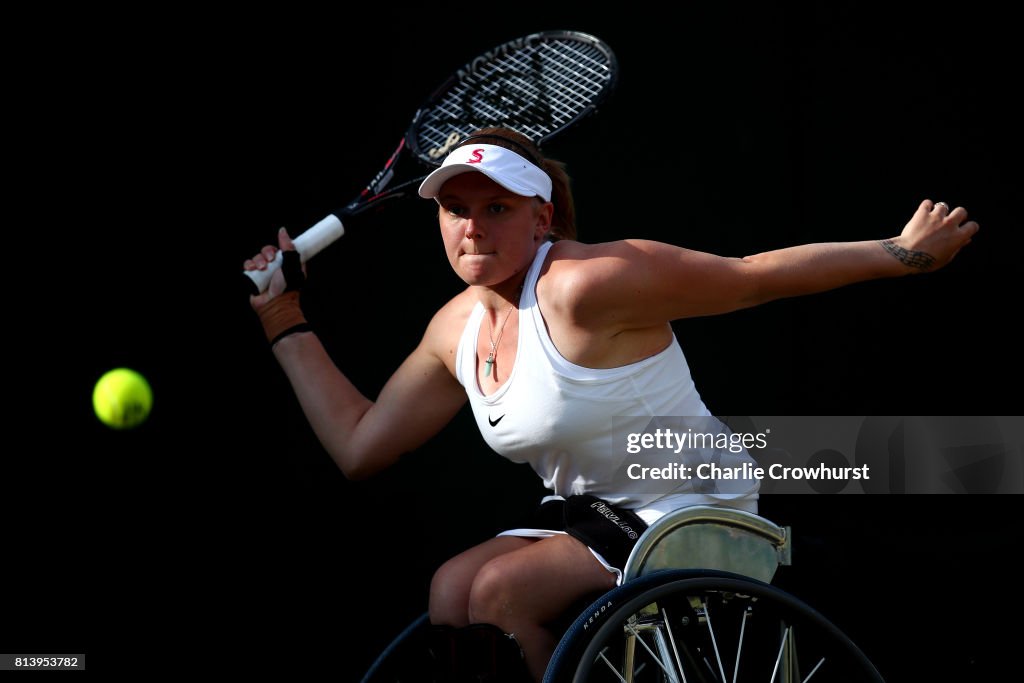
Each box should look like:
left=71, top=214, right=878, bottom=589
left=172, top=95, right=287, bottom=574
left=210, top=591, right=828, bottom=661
left=415, top=38, right=614, bottom=156
left=458, top=41, right=608, bottom=126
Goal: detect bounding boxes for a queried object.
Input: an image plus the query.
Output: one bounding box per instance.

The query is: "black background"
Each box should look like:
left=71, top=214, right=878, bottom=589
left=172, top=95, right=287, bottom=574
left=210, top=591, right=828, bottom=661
left=15, top=3, right=1023, bottom=679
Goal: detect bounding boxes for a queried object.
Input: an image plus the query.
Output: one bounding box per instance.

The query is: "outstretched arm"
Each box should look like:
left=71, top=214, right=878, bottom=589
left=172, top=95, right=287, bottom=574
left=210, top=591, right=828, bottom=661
left=568, top=199, right=978, bottom=327
left=738, top=199, right=976, bottom=303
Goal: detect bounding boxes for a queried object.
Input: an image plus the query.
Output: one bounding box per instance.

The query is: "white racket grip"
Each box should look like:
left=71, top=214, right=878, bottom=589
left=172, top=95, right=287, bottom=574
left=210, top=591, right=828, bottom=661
left=243, top=214, right=345, bottom=293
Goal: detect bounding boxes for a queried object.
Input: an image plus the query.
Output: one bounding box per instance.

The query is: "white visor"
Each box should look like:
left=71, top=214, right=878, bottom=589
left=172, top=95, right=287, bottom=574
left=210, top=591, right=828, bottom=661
left=418, top=143, right=552, bottom=202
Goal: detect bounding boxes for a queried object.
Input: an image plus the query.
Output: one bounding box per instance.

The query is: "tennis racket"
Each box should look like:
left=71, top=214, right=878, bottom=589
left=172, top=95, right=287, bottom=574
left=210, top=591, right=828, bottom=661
left=243, top=29, right=618, bottom=294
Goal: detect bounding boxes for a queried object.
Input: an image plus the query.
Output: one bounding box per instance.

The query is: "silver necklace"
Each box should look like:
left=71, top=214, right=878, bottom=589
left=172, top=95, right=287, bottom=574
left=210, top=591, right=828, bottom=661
left=484, top=302, right=516, bottom=378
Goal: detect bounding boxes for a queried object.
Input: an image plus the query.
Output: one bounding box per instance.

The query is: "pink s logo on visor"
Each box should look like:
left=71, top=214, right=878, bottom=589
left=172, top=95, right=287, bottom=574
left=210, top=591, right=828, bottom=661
left=466, top=148, right=484, bottom=164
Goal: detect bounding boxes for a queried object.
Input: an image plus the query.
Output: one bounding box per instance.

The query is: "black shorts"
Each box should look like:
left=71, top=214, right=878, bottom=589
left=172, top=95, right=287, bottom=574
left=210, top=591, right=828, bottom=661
left=522, top=494, right=648, bottom=571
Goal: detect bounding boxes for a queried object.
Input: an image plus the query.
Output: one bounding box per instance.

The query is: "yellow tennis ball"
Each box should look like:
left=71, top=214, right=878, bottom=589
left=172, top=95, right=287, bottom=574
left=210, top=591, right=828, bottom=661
left=93, top=368, right=153, bottom=429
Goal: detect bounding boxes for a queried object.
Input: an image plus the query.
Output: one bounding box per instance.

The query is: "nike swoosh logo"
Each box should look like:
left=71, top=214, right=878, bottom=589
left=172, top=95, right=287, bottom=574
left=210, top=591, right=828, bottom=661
left=488, top=414, right=505, bottom=427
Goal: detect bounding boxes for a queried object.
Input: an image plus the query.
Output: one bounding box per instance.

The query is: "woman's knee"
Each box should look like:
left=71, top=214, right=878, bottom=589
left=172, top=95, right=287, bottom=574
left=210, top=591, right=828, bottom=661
left=430, top=537, right=532, bottom=627
left=466, top=558, right=517, bottom=625
left=429, top=557, right=474, bottom=627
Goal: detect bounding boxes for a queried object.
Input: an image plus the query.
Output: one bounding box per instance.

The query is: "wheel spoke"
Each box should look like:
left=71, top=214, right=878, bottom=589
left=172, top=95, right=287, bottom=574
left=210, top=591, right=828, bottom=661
left=769, top=625, right=791, bottom=683
left=733, top=606, right=751, bottom=683
left=801, top=657, right=825, bottom=683
left=662, top=608, right=688, bottom=683
left=597, top=649, right=629, bottom=683
left=625, top=622, right=678, bottom=680
left=702, top=600, right=729, bottom=683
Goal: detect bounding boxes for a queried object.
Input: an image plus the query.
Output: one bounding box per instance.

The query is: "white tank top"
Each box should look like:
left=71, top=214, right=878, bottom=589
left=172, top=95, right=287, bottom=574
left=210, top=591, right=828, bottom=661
left=455, top=241, right=759, bottom=517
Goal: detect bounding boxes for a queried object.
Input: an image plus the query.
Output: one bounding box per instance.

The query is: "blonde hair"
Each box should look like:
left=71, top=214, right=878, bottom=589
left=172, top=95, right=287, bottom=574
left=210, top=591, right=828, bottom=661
left=455, top=127, right=576, bottom=240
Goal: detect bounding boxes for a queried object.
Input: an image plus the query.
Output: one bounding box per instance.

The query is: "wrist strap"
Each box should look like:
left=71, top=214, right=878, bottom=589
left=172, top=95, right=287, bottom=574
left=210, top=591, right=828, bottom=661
left=257, top=290, right=308, bottom=344
left=270, top=323, right=313, bottom=347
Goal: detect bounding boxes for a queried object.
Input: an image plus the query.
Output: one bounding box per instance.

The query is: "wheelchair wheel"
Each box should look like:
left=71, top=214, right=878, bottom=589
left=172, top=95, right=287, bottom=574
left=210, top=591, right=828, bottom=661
left=360, top=612, right=430, bottom=683
left=544, top=569, right=884, bottom=683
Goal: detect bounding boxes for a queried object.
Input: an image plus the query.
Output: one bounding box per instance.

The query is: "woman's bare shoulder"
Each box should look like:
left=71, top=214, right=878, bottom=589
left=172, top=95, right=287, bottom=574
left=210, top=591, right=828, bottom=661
left=422, top=286, right=477, bottom=348
left=542, top=239, right=646, bottom=289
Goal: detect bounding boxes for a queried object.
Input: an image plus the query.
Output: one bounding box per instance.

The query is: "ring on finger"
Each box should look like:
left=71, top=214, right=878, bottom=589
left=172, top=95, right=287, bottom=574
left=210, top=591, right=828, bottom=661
left=936, top=201, right=950, bottom=212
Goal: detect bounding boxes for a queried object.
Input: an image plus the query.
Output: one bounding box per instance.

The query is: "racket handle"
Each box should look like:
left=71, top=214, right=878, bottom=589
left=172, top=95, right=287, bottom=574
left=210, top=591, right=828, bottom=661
left=243, top=214, right=345, bottom=294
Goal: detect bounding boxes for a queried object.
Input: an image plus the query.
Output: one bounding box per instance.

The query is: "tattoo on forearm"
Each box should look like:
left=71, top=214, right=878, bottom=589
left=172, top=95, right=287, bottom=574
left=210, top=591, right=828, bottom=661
left=880, top=239, right=935, bottom=270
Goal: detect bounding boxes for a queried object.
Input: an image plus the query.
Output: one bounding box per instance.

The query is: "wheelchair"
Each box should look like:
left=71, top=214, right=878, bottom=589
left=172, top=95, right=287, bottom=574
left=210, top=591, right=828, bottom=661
left=362, top=505, right=885, bottom=682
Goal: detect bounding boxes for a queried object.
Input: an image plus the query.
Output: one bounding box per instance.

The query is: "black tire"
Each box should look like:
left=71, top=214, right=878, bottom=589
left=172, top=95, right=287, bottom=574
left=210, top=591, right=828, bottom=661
left=543, top=569, right=884, bottom=683
left=360, top=612, right=430, bottom=683
left=360, top=613, right=532, bottom=683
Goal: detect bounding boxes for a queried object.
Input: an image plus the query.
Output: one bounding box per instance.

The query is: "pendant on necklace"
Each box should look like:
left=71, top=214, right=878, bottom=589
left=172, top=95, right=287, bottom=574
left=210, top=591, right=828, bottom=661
left=484, top=352, right=495, bottom=377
